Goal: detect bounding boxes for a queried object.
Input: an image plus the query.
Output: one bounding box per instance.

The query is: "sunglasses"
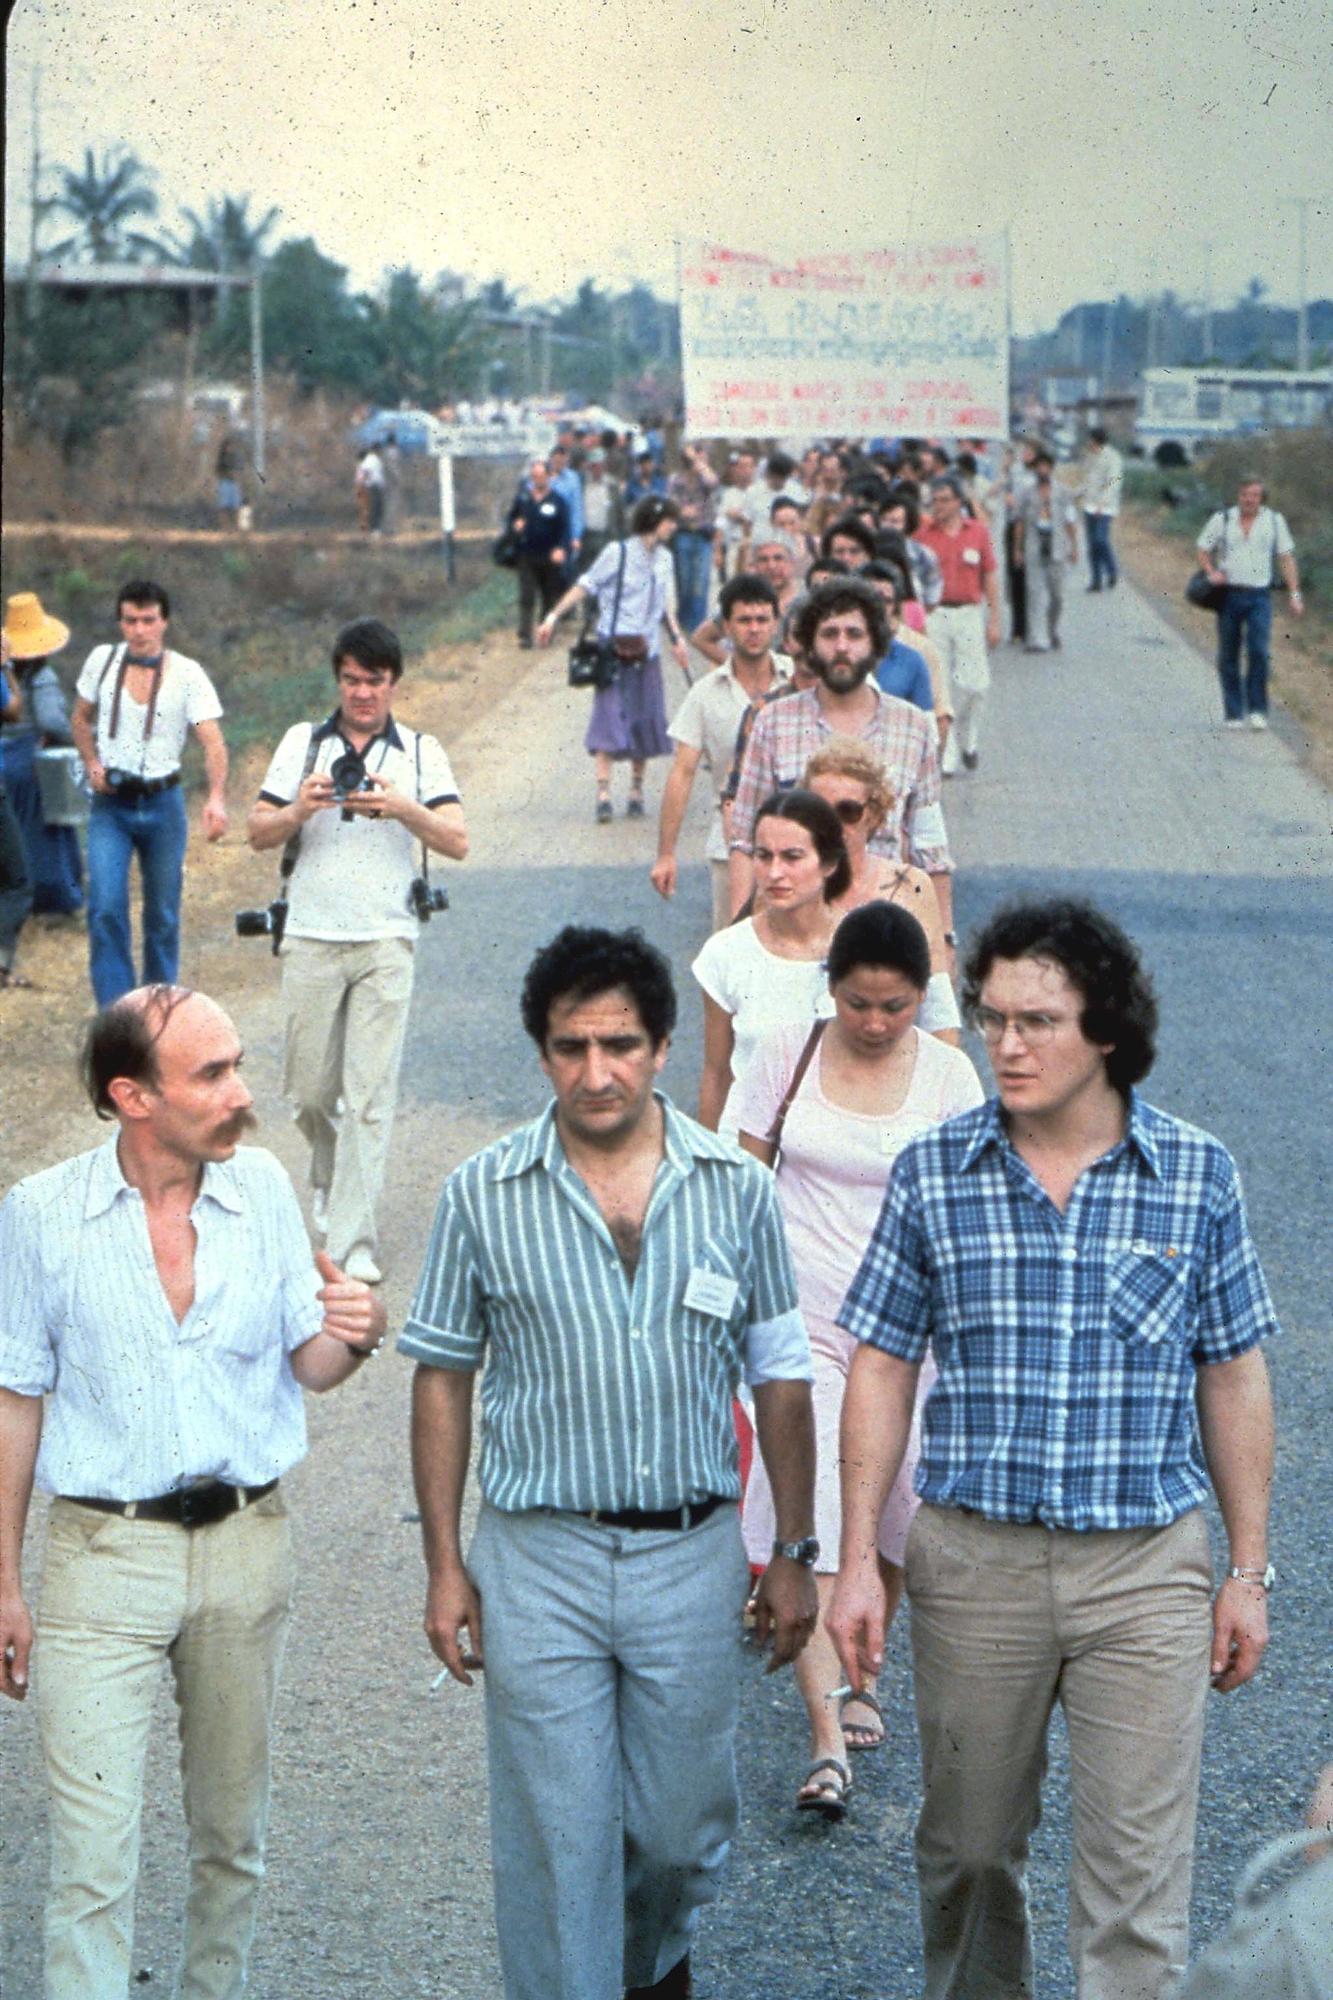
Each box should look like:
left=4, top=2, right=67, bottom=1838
left=829, top=798, right=868, bottom=826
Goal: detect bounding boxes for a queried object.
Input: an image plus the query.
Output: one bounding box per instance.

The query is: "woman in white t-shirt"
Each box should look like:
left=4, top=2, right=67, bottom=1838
left=691, top=789, right=850, bottom=1131
left=732, top=900, right=983, bottom=1820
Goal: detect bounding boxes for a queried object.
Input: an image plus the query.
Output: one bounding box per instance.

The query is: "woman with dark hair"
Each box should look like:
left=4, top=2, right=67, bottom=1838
left=537, top=495, right=690, bottom=823
left=733, top=902, right=983, bottom=1818
left=692, top=789, right=849, bottom=1131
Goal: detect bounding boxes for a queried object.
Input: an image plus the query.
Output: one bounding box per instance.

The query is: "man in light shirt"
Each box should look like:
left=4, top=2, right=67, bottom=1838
left=248, top=618, right=468, bottom=1284
left=70, top=579, right=230, bottom=1008
left=653, top=574, right=789, bottom=929
left=0, top=983, right=386, bottom=2000
left=1196, top=475, right=1304, bottom=729
left=404, top=926, right=817, bottom=2000
left=1079, top=425, right=1124, bottom=592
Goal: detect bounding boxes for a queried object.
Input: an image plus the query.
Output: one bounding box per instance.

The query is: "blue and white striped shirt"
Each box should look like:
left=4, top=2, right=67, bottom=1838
left=0, top=1137, right=323, bottom=1497
left=839, top=1093, right=1279, bottom=1531
left=400, top=1095, right=811, bottom=1513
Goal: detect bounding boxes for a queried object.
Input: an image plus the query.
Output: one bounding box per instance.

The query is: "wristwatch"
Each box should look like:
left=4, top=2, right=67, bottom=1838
left=1228, top=1563, right=1276, bottom=1592
left=772, top=1537, right=820, bottom=1567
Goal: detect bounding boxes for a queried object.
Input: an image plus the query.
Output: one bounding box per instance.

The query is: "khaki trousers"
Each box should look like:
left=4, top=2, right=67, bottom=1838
left=709, top=859, right=732, bottom=932
left=929, top=606, right=991, bottom=772
left=280, top=934, right=415, bottom=1265
left=36, top=1492, right=293, bottom=2000
left=905, top=1504, right=1213, bottom=2000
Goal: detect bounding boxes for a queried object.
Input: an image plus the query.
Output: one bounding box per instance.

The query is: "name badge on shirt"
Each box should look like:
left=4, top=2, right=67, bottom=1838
left=962, top=546, right=981, bottom=565
left=685, top=1267, right=739, bottom=1319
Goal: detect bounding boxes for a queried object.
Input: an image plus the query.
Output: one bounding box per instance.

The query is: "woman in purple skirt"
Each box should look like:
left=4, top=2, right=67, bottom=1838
left=537, top=495, right=691, bottom=822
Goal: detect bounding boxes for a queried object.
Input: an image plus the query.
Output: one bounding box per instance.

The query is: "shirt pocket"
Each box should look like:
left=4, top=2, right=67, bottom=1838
left=1104, top=1249, right=1191, bottom=1349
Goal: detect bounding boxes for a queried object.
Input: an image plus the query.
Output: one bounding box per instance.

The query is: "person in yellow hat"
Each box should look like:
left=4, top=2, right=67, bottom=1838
left=0, top=592, right=84, bottom=923
left=1, top=637, right=36, bottom=989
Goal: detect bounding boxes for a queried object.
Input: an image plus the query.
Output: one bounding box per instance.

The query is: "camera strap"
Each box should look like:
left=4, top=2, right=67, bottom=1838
left=414, top=731, right=431, bottom=892
left=277, top=726, right=323, bottom=888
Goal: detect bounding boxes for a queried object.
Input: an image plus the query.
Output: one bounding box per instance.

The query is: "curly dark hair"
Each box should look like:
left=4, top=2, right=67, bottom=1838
left=521, top=925, right=677, bottom=1050
left=818, top=513, right=877, bottom=564
left=792, top=576, right=890, bottom=663
left=960, top=898, right=1158, bottom=1092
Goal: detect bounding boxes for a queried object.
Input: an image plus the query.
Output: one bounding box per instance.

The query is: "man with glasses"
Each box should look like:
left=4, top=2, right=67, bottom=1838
left=247, top=620, right=468, bottom=1283
left=829, top=898, right=1278, bottom=2000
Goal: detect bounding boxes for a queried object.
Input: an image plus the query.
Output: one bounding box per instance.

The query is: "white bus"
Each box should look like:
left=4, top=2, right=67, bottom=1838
left=1136, top=366, right=1333, bottom=457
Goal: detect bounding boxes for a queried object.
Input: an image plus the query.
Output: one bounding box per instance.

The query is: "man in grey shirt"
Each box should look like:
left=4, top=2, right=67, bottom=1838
left=403, top=925, right=818, bottom=2000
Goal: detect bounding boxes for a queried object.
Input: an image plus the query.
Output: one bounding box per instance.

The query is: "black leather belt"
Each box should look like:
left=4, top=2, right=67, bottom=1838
left=581, top=1494, right=727, bottom=1533
left=105, top=771, right=181, bottom=799
left=63, top=1478, right=278, bottom=1529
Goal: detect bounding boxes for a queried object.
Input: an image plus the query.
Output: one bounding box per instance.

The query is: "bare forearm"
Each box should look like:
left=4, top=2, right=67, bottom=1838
left=0, top=1390, right=41, bottom=1591
left=656, top=760, right=695, bottom=860
left=411, top=1365, right=475, bottom=1574
left=839, top=1347, right=919, bottom=1568
left=544, top=582, right=589, bottom=629
left=199, top=726, right=228, bottom=799
left=247, top=799, right=307, bottom=851
left=751, top=1379, right=816, bottom=1542
left=1277, top=552, right=1301, bottom=594
left=290, top=1332, right=372, bottom=1391
left=71, top=704, right=97, bottom=771
left=1197, top=1349, right=1275, bottom=1567
left=726, top=846, right=753, bottom=917
left=690, top=620, right=727, bottom=667
left=400, top=799, right=469, bottom=860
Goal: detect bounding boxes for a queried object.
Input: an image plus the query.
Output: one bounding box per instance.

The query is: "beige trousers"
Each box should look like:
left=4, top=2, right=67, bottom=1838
left=929, top=606, right=991, bottom=771
left=36, top=1492, right=293, bottom=2000
left=905, top=1503, right=1213, bottom=2000
left=280, top=934, right=415, bottom=1264
left=709, top=859, right=732, bottom=932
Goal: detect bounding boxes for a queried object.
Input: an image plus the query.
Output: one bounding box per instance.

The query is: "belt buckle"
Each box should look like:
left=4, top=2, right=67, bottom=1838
left=177, top=1483, right=218, bottom=1528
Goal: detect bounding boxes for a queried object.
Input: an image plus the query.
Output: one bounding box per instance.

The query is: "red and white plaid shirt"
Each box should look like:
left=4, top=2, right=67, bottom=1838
left=729, top=684, right=952, bottom=873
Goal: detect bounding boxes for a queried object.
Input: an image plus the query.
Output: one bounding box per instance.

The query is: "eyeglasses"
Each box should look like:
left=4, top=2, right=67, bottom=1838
left=828, top=798, right=867, bottom=826
left=973, top=1006, right=1062, bottom=1047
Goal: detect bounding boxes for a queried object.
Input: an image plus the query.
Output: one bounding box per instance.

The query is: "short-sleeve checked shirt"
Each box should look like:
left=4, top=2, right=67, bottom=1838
left=399, top=1095, right=811, bottom=1513
left=839, top=1092, right=1279, bottom=1531
left=729, top=683, right=952, bottom=873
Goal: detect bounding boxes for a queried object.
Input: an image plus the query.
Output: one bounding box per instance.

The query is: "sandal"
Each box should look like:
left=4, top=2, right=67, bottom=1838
left=796, top=1756, right=852, bottom=1821
left=840, top=1687, right=885, bottom=1752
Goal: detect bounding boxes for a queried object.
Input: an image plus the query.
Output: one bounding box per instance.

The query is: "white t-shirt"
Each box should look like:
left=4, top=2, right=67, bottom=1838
left=259, top=717, right=460, bottom=943
left=76, top=645, right=222, bottom=781
left=730, top=1022, right=984, bottom=1325
left=692, top=919, right=836, bottom=1129
left=1197, top=507, right=1294, bottom=589
left=668, top=661, right=790, bottom=862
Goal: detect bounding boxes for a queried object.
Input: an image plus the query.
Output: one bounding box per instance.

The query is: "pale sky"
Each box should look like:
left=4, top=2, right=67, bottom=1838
left=5, top=0, right=1331, bottom=336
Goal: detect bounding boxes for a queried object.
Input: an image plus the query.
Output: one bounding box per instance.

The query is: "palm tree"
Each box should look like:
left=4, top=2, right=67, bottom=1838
left=164, top=194, right=280, bottom=274
left=46, top=147, right=162, bottom=263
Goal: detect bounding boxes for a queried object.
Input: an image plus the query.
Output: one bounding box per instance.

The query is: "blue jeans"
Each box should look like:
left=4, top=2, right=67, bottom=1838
left=673, top=529, right=715, bottom=634
left=87, top=786, right=188, bottom=1006
left=1084, top=512, right=1117, bottom=588
left=1216, top=586, right=1273, bottom=720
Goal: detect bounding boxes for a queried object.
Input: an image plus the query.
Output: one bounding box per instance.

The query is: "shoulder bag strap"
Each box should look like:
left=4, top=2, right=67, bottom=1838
left=608, top=538, right=628, bottom=634
left=413, top=730, right=430, bottom=888
left=278, top=725, right=323, bottom=885
left=765, top=1017, right=828, bottom=1148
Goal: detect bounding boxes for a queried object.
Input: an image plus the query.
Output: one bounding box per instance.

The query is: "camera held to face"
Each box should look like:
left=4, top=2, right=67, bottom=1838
left=408, top=877, right=448, bottom=923
left=328, top=747, right=374, bottom=821
left=235, top=896, right=289, bottom=954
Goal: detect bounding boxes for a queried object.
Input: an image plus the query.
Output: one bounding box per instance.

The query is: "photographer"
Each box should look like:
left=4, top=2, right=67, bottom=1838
left=247, top=619, right=468, bottom=1284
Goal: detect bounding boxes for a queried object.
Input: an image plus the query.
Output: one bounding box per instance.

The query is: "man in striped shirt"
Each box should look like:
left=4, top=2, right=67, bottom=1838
left=829, top=900, right=1278, bottom=2000
left=0, top=984, right=386, bottom=1998
left=403, top=925, right=818, bottom=2000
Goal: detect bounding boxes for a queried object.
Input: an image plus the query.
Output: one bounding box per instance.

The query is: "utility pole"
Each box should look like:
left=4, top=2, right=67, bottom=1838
left=1283, top=198, right=1311, bottom=369
left=1201, top=242, right=1214, bottom=360
left=249, top=264, right=266, bottom=482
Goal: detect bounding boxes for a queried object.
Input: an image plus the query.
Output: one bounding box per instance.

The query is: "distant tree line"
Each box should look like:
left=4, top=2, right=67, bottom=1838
left=1015, top=282, right=1333, bottom=389
left=4, top=146, right=683, bottom=460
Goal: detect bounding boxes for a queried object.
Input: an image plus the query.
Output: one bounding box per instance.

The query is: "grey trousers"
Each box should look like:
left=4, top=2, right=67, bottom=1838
left=468, top=1502, right=750, bottom=2000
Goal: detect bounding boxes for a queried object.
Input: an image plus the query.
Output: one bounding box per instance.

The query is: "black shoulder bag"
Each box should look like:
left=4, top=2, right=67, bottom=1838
left=568, top=541, right=628, bottom=691
left=1186, top=511, right=1229, bottom=613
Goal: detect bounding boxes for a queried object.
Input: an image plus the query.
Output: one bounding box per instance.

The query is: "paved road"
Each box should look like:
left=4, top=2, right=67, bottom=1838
left=2, top=579, right=1329, bottom=1999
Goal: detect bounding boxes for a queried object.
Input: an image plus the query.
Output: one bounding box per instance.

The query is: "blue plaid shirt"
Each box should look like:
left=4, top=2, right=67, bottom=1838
left=839, top=1092, right=1279, bottom=1531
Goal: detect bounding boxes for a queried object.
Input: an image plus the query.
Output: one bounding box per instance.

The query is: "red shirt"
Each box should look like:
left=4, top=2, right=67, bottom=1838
left=916, top=517, right=997, bottom=606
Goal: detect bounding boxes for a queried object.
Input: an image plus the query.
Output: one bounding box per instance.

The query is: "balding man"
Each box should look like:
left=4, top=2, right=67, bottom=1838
left=0, top=985, right=385, bottom=2000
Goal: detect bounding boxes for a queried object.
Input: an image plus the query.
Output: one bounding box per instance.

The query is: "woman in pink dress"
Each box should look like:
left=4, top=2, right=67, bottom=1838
left=733, top=900, right=983, bottom=1820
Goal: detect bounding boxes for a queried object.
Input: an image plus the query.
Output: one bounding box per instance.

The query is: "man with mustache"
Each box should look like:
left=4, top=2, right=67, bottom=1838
left=0, top=983, right=384, bottom=1999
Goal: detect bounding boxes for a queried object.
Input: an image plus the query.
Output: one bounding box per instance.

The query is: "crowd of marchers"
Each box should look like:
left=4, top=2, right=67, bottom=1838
left=0, top=426, right=1324, bottom=2000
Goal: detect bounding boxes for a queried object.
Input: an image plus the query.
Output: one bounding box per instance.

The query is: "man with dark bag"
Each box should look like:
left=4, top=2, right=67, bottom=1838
left=508, top=457, right=572, bottom=648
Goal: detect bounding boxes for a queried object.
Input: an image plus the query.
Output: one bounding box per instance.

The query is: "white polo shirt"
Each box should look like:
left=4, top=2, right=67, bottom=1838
left=1197, top=507, right=1294, bottom=589
left=668, top=658, right=792, bottom=862
left=259, top=713, right=460, bottom=943
left=75, top=644, right=222, bottom=781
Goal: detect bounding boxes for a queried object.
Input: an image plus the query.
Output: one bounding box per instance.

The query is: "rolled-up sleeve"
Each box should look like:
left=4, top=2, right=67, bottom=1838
left=903, top=728, right=952, bottom=874
left=1191, top=1163, right=1280, bottom=1365
left=398, top=1175, right=487, bottom=1370
left=837, top=1157, right=934, bottom=1363
left=741, top=1173, right=811, bottom=1384
left=0, top=1188, right=57, bottom=1397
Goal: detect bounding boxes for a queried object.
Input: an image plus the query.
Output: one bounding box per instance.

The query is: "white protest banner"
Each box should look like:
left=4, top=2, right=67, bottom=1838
left=680, top=240, right=1009, bottom=440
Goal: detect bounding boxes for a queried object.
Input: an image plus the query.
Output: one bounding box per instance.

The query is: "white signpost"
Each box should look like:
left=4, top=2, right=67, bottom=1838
left=679, top=238, right=1010, bottom=440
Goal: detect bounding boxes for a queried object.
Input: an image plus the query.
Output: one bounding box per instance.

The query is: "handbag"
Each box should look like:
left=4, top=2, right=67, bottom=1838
left=1185, top=568, right=1227, bottom=613
left=765, top=1018, right=828, bottom=1159
left=491, top=525, right=519, bottom=569
left=567, top=540, right=630, bottom=691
